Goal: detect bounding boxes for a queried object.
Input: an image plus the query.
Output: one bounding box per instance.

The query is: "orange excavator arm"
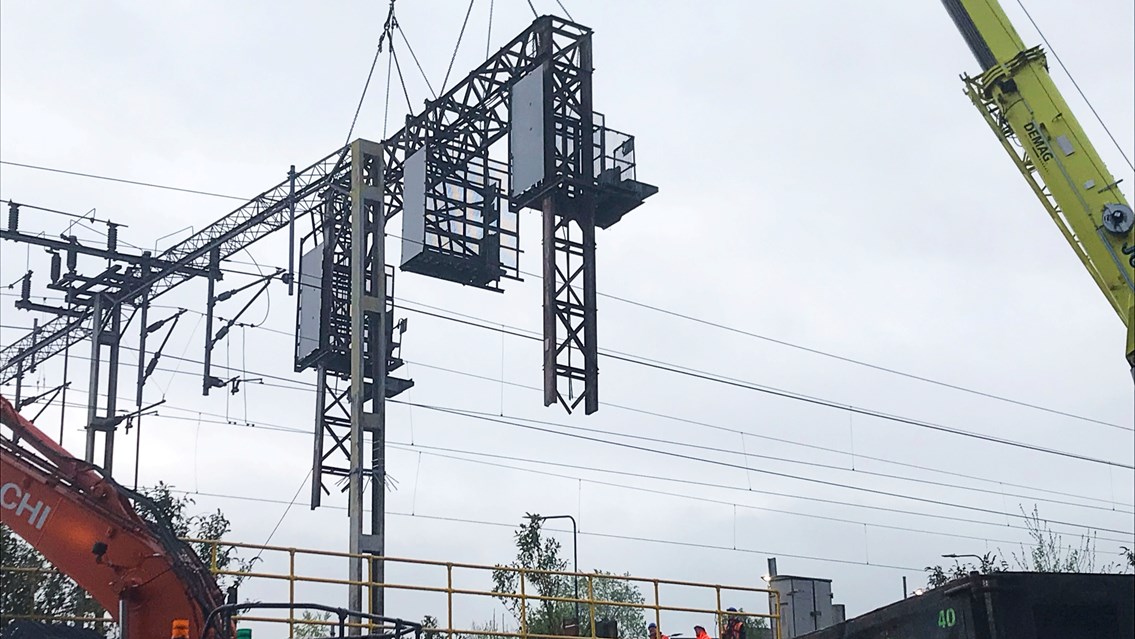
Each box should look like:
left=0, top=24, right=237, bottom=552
left=0, top=394, right=225, bottom=638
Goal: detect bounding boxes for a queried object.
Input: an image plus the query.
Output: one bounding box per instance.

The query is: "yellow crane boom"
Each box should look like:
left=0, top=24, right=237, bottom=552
left=941, top=0, right=1135, bottom=377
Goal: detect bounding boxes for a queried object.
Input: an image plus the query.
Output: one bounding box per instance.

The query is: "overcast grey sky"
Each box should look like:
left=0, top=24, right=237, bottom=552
left=1, top=0, right=1133, bottom=630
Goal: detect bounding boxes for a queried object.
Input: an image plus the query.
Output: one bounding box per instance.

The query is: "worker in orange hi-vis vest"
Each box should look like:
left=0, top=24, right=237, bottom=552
left=648, top=623, right=669, bottom=639
left=694, top=625, right=712, bottom=639
left=721, top=608, right=745, bottom=639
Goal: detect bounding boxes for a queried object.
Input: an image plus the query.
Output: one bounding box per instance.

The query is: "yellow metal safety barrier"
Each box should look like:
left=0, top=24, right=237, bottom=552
left=3, top=538, right=781, bottom=639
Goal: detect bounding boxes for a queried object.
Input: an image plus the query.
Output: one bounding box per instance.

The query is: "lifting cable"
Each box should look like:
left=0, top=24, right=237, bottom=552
left=1015, top=0, right=1134, bottom=173
left=390, top=47, right=416, bottom=115
left=554, top=0, right=574, bottom=22
left=396, top=22, right=437, bottom=100
left=384, top=25, right=397, bottom=138
left=486, top=0, right=495, bottom=58
left=342, top=0, right=400, bottom=149
left=441, top=0, right=478, bottom=95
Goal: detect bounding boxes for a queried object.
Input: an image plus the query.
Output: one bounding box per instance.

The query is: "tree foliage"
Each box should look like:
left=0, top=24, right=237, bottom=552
left=924, top=506, right=1125, bottom=589
left=457, top=617, right=503, bottom=639
left=424, top=610, right=507, bottom=639
left=491, top=515, right=646, bottom=639
left=421, top=614, right=443, bottom=639
left=136, top=482, right=256, bottom=590
left=0, top=525, right=105, bottom=623
left=293, top=610, right=335, bottom=639
left=588, top=571, right=646, bottom=636
left=1009, top=506, right=1113, bottom=573
left=925, top=552, right=1008, bottom=589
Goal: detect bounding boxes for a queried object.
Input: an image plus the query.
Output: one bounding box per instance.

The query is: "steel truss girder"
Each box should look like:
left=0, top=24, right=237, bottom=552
left=380, top=16, right=591, bottom=216
left=379, top=16, right=600, bottom=412
left=543, top=198, right=598, bottom=414
left=0, top=148, right=351, bottom=384
left=311, top=368, right=352, bottom=508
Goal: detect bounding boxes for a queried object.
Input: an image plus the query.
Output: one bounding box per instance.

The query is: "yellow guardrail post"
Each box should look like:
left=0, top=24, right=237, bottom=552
left=775, top=590, right=782, bottom=639
left=586, top=573, right=596, bottom=638
left=519, top=568, right=528, bottom=639
left=447, top=563, right=455, bottom=639
left=209, top=541, right=219, bottom=573
left=289, top=547, right=297, bottom=638
left=652, top=579, right=661, bottom=635
left=714, top=586, right=722, bottom=637
left=367, top=554, right=376, bottom=633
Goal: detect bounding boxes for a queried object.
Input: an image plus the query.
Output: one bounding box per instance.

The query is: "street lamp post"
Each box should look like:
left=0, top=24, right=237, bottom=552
left=531, top=514, right=580, bottom=625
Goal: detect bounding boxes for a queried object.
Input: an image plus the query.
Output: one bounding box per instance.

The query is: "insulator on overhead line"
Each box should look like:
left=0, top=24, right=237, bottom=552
left=66, top=249, right=77, bottom=273
left=20, top=272, right=31, bottom=301
left=50, top=253, right=62, bottom=282
left=6, top=202, right=17, bottom=232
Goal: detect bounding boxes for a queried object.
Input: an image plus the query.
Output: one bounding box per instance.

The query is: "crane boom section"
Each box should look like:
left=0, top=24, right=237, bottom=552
left=943, top=0, right=1135, bottom=368
left=0, top=395, right=223, bottom=638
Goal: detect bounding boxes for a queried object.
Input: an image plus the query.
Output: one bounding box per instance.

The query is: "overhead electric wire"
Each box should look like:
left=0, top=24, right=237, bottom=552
left=595, top=293, right=1131, bottom=433
left=397, top=400, right=1135, bottom=536
left=602, top=350, right=1135, bottom=471
left=12, top=296, right=1131, bottom=513
left=391, top=298, right=1135, bottom=469
left=0, top=324, right=36, bottom=332
left=394, top=225, right=1130, bottom=432
left=403, top=357, right=1134, bottom=510
left=167, top=486, right=923, bottom=572
left=389, top=440, right=1100, bottom=548
left=437, top=405, right=1133, bottom=516
left=253, top=467, right=314, bottom=563
left=61, top=316, right=1135, bottom=511
left=87, top=375, right=1135, bottom=523
left=18, top=385, right=1133, bottom=545
left=395, top=264, right=1125, bottom=434
left=0, top=162, right=247, bottom=201
left=147, top=291, right=1135, bottom=475
left=6, top=295, right=1125, bottom=531
left=158, top=409, right=1135, bottom=543
left=0, top=199, right=108, bottom=223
